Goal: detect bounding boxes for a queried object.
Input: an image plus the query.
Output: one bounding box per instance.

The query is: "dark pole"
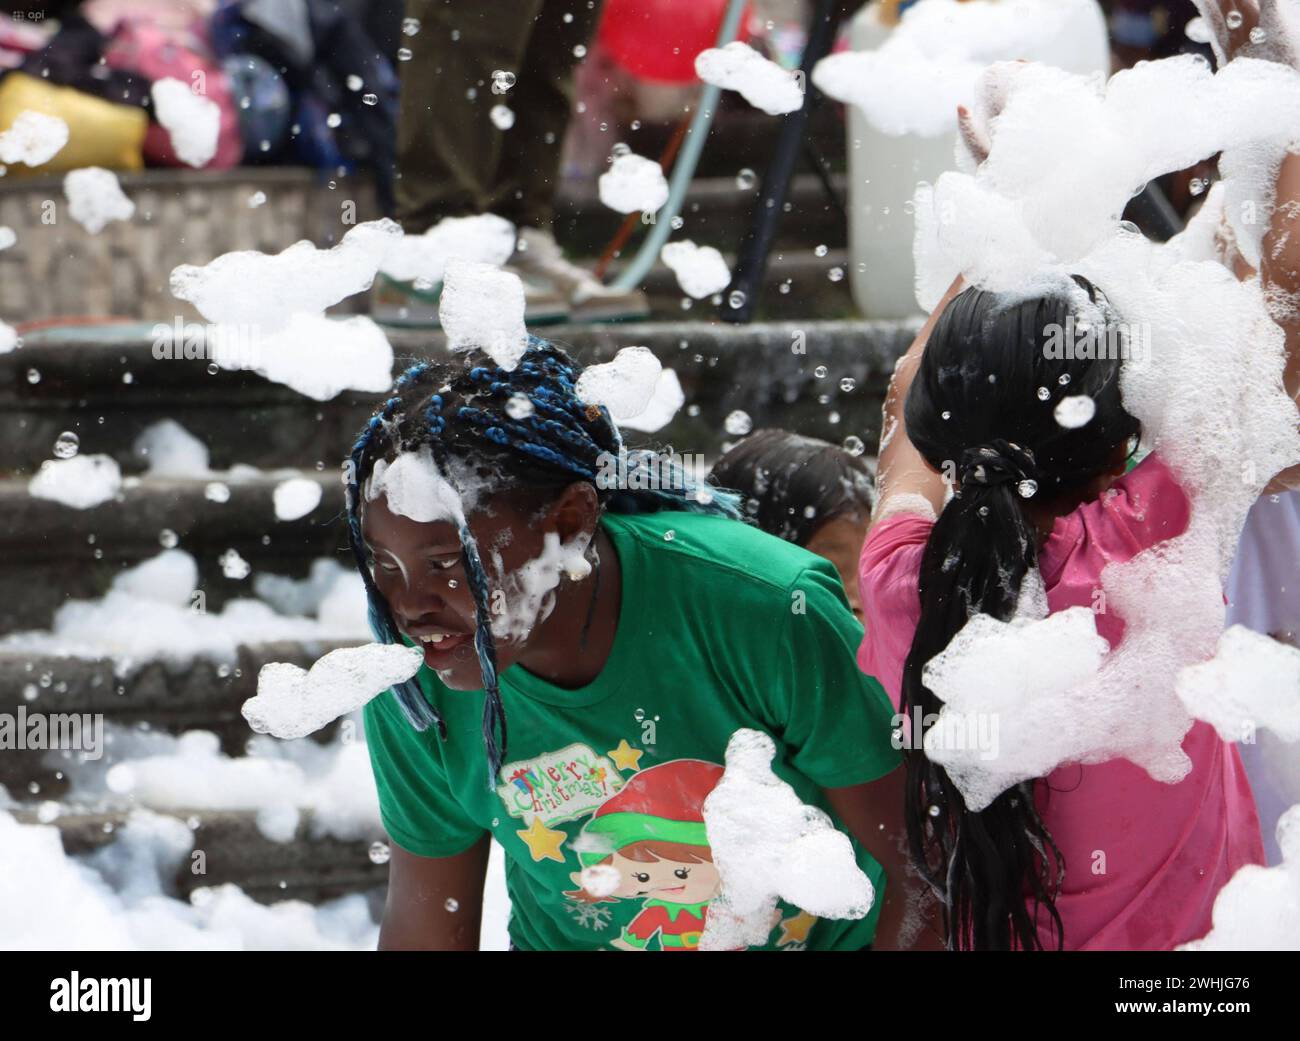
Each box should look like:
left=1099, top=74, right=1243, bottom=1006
left=720, top=0, right=844, bottom=324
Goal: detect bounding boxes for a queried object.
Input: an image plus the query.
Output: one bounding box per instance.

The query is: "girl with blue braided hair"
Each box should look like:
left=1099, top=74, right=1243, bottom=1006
left=349, top=338, right=921, bottom=951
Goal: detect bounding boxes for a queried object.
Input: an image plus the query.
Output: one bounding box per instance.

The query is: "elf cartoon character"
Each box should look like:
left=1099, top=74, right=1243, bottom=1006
left=565, top=759, right=724, bottom=951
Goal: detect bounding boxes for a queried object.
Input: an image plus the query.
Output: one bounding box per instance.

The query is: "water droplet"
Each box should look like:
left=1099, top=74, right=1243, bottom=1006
left=346, top=74, right=363, bottom=91
left=207, top=362, right=220, bottom=375
left=205, top=482, right=230, bottom=503
left=735, top=168, right=756, bottom=191
left=445, top=897, right=460, bottom=912
left=362, top=93, right=378, bottom=106
left=670, top=215, right=684, bottom=230
left=941, top=410, right=952, bottom=420
left=397, top=47, right=412, bottom=61
left=572, top=44, right=587, bottom=59
left=122, top=372, right=133, bottom=384
left=1250, top=25, right=1267, bottom=44
left=634, top=708, right=645, bottom=722
left=727, top=289, right=746, bottom=309
left=326, top=112, right=341, bottom=128
left=840, top=377, right=855, bottom=392
left=1037, top=386, right=1051, bottom=401
left=1058, top=373, right=1071, bottom=386
left=692, top=487, right=714, bottom=506
left=663, top=530, right=676, bottom=542
left=724, top=410, right=753, bottom=436
left=1226, top=10, right=1244, bottom=30
left=490, top=104, right=514, bottom=130
left=53, top=431, right=79, bottom=459
left=369, top=841, right=391, bottom=865
left=977, top=506, right=989, bottom=517
left=491, top=69, right=516, bottom=94
left=842, top=435, right=865, bottom=456
left=159, top=528, right=179, bottom=548
left=814, top=365, right=827, bottom=378
left=448, top=579, right=459, bottom=589
left=1017, top=479, right=1038, bottom=499
left=402, top=17, right=421, bottom=36
left=814, top=244, right=828, bottom=258
left=928, top=804, right=941, bottom=818
left=26, top=368, right=40, bottom=384
left=1189, top=177, right=1207, bottom=197
left=828, top=266, right=844, bottom=283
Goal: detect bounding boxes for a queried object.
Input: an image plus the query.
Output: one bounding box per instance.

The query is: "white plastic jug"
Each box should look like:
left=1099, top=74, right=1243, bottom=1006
left=845, top=0, right=1111, bottom=318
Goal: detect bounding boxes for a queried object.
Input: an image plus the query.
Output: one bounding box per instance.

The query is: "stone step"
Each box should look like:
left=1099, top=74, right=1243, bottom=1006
left=0, top=473, right=348, bottom=634
left=9, top=805, right=388, bottom=908
left=0, top=151, right=847, bottom=325
left=2, top=319, right=914, bottom=479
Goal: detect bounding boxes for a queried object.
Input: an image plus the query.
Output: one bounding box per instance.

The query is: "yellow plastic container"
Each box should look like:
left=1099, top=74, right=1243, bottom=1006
left=0, top=72, right=147, bottom=174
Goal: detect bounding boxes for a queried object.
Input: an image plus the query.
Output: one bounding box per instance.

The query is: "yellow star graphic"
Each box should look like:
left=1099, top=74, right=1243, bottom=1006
left=607, top=738, right=644, bottom=773
left=777, top=910, right=818, bottom=946
left=516, top=817, right=567, bottom=863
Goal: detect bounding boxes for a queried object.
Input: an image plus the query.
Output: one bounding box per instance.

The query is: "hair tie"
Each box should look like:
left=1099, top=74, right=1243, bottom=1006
left=958, top=439, right=1040, bottom=498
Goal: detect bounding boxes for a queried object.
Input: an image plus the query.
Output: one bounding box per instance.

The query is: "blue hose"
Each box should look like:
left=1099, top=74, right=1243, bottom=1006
left=607, top=0, right=749, bottom=292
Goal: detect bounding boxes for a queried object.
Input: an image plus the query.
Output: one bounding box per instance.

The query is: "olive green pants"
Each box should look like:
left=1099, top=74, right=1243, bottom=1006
left=396, top=0, right=603, bottom=234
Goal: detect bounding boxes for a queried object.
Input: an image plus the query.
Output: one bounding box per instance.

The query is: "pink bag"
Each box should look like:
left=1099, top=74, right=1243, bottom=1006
left=104, top=15, right=242, bottom=169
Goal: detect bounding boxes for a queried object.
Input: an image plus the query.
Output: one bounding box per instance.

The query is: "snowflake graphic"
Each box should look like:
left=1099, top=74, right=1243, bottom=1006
left=566, top=901, right=613, bottom=931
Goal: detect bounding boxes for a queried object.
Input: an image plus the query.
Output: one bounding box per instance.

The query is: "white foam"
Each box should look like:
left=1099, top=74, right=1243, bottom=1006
left=243, top=644, right=423, bottom=740
left=0, top=110, right=69, bottom=166
left=1177, top=625, right=1300, bottom=744
left=365, top=444, right=467, bottom=525
left=380, top=213, right=516, bottom=284
left=700, top=729, right=874, bottom=950
left=273, top=477, right=323, bottom=521
left=150, top=78, right=220, bottom=168
left=171, top=219, right=402, bottom=333
left=660, top=240, right=731, bottom=299
left=812, top=0, right=1108, bottom=138
left=695, top=42, right=803, bottom=115
left=574, top=345, right=662, bottom=421
left=1180, top=804, right=1300, bottom=950
left=134, top=419, right=210, bottom=477
left=64, top=167, right=135, bottom=234
left=598, top=153, right=670, bottom=215
left=438, top=259, right=528, bottom=371
left=620, top=368, right=685, bottom=433
left=28, top=455, right=122, bottom=510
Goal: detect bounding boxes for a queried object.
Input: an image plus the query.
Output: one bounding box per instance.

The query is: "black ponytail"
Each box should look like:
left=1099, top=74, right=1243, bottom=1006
left=900, top=277, right=1141, bottom=950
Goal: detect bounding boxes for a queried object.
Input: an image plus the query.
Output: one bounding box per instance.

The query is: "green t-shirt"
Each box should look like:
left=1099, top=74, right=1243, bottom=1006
left=363, top=509, right=900, bottom=951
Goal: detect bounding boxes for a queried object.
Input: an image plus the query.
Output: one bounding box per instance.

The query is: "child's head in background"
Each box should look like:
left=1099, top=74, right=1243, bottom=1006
left=708, top=429, right=876, bottom=617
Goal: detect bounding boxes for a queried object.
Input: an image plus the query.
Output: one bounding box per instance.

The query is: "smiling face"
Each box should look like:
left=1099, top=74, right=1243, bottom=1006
left=359, top=477, right=598, bottom=690
left=607, top=847, right=720, bottom=904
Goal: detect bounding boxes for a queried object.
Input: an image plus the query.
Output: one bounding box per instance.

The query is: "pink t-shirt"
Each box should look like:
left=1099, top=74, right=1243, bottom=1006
left=857, top=454, right=1264, bottom=950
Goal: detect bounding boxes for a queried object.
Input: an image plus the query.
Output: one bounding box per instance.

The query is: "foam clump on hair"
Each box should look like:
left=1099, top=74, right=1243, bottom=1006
left=598, top=152, right=669, bottom=215
left=364, top=444, right=468, bottom=525
left=893, top=44, right=1300, bottom=799
left=63, top=167, right=135, bottom=234
left=438, top=259, right=529, bottom=371
left=574, top=345, right=662, bottom=421
left=695, top=41, right=803, bottom=115
left=243, top=644, right=424, bottom=740
left=1177, top=626, right=1300, bottom=744
left=660, top=240, right=731, bottom=299
left=812, top=0, right=1108, bottom=138
left=1180, top=804, right=1300, bottom=951
left=700, top=729, right=874, bottom=950
left=922, top=605, right=1111, bottom=810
